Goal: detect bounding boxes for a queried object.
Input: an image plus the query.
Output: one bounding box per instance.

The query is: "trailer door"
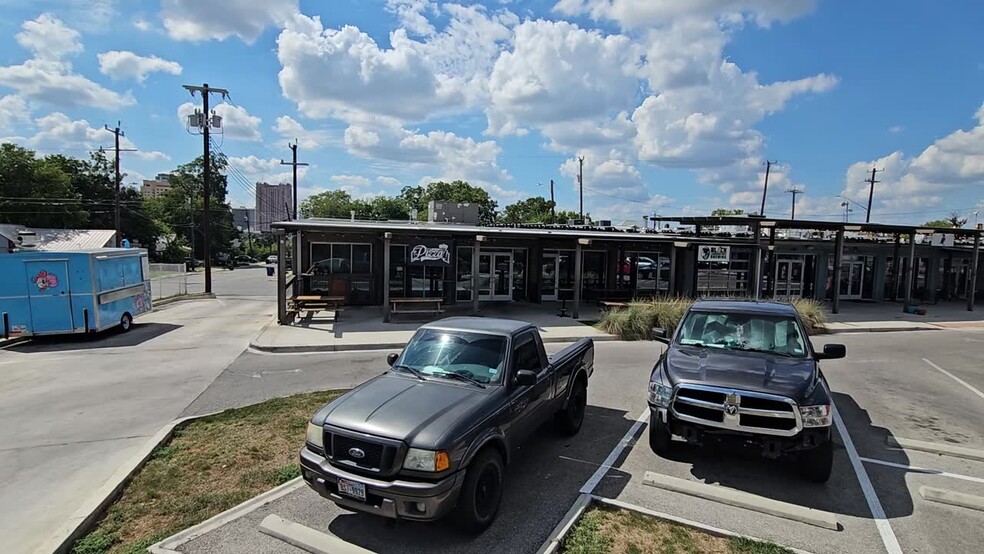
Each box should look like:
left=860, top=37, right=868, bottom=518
left=25, top=260, right=74, bottom=333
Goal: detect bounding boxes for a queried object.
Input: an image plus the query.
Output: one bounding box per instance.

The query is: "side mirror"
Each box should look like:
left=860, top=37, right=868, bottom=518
left=514, top=370, right=537, bottom=387
left=651, top=328, right=668, bottom=343
left=816, top=344, right=846, bottom=360
left=386, top=353, right=399, bottom=366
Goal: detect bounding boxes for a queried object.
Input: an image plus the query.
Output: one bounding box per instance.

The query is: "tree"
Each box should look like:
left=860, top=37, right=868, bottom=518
left=0, top=144, right=88, bottom=228
left=300, top=190, right=357, bottom=219
left=146, top=153, right=234, bottom=260
left=400, top=180, right=498, bottom=224
left=923, top=212, right=967, bottom=229
left=923, top=219, right=952, bottom=229
left=555, top=209, right=590, bottom=224
left=500, top=197, right=555, bottom=224
left=710, top=208, right=745, bottom=216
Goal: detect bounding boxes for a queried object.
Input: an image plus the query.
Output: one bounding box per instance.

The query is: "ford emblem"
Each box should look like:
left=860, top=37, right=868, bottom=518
left=348, top=447, right=366, bottom=459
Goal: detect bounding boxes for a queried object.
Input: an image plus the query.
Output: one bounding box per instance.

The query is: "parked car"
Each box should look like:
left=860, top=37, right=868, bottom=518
left=647, top=299, right=845, bottom=482
left=183, top=257, right=203, bottom=271
left=300, top=318, right=595, bottom=532
left=234, top=255, right=256, bottom=266
left=266, top=255, right=278, bottom=265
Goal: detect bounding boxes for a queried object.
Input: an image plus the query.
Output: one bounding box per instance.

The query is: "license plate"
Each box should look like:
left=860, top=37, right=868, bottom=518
left=338, top=478, right=366, bottom=501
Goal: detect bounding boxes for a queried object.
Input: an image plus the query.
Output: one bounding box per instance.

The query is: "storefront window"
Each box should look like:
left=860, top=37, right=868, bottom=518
left=627, top=251, right=669, bottom=294
left=697, top=248, right=751, bottom=297
left=512, top=249, right=527, bottom=301
left=456, top=247, right=473, bottom=301
left=308, top=242, right=373, bottom=301
left=582, top=251, right=606, bottom=294
left=352, top=244, right=371, bottom=273
left=390, top=245, right=406, bottom=298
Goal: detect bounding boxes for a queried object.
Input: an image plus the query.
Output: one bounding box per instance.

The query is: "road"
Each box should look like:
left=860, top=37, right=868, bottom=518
left=0, top=267, right=275, bottom=554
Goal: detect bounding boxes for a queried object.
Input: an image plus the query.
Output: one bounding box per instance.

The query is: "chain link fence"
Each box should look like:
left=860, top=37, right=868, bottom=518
left=149, top=263, right=188, bottom=301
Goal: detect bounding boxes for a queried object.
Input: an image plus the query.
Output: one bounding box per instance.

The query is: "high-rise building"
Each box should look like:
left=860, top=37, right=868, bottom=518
left=140, top=173, right=174, bottom=199
left=255, top=182, right=292, bottom=233
left=231, top=208, right=256, bottom=233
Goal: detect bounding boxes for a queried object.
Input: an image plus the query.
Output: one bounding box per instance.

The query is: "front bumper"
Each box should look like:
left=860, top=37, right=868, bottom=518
left=299, top=447, right=464, bottom=521
left=650, top=405, right=830, bottom=455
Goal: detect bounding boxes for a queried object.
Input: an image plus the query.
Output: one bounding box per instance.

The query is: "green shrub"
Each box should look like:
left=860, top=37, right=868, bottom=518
left=597, top=297, right=826, bottom=340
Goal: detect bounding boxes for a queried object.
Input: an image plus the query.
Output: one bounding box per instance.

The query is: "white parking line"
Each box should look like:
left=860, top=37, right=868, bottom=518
left=832, top=406, right=903, bottom=554
left=860, top=457, right=984, bottom=485
left=923, top=358, right=984, bottom=401
left=579, top=408, right=649, bottom=494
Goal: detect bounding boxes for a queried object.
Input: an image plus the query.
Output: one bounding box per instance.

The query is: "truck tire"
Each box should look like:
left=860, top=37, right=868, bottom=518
left=120, top=313, right=133, bottom=332
left=454, top=449, right=504, bottom=534
left=554, top=379, right=587, bottom=436
left=800, top=439, right=833, bottom=483
left=649, top=412, right=672, bottom=455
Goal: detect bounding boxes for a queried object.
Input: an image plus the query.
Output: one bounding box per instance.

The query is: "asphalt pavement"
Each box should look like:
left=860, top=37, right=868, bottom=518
left=0, top=267, right=275, bottom=554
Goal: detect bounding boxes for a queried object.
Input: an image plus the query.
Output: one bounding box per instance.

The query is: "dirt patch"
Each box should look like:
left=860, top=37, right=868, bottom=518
left=563, top=505, right=793, bottom=554
left=71, top=390, right=342, bottom=554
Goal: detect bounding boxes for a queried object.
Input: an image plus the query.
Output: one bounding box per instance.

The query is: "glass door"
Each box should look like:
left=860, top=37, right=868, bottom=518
left=839, top=261, right=864, bottom=299
left=541, top=253, right=559, bottom=301
left=479, top=252, right=513, bottom=301
left=775, top=259, right=805, bottom=299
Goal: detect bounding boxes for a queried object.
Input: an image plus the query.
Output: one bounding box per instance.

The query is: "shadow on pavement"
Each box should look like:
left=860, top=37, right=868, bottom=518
left=663, top=391, right=913, bottom=520
left=320, top=404, right=637, bottom=553
left=7, top=322, right=181, bottom=352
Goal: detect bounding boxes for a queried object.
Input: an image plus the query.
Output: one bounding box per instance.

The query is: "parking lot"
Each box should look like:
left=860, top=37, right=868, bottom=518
left=163, top=329, right=984, bottom=554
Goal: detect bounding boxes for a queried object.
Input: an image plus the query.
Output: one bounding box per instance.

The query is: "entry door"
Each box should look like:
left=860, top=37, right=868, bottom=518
left=479, top=252, right=513, bottom=301
left=775, top=260, right=804, bottom=299
left=839, top=261, right=864, bottom=300
left=541, top=253, right=559, bottom=301
left=25, top=260, right=74, bottom=333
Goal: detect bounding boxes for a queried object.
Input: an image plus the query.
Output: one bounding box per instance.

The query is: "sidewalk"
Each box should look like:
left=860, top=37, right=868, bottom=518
left=823, top=300, right=984, bottom=333
left=250, top=304, right=615, bottom=353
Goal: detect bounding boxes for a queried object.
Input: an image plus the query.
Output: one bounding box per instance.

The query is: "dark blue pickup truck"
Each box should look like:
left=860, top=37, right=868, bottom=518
left=300, top=317, right=594, bottom=532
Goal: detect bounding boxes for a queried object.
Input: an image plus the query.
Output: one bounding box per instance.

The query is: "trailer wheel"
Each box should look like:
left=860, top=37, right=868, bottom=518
left=120, top=312, right=133, bottom=332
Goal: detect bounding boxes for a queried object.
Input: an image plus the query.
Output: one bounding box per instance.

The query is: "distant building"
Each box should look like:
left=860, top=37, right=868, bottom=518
left=141, top=173, right=174, bottom=199
left=255, top=182, right=292, bottom=233
left=232, top=208, right=257, bottom=233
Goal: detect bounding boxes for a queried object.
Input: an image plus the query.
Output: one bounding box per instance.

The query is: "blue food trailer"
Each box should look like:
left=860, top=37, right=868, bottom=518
left=0, top=248, right=152, bottom=338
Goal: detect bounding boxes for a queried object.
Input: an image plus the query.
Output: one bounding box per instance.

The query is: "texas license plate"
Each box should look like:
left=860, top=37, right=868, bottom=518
left=338, top=478, right=366, bottom=501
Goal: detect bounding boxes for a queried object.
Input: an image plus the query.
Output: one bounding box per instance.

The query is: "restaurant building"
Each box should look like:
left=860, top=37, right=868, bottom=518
left=269, top=215, right=982, bottom=324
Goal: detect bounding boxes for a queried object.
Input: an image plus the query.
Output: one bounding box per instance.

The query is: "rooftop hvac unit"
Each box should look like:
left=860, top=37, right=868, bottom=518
left=567, top=219, right=585, bottom=226
left=17, top=231, right=39, bottom=249
left=595, top=220, right=612, bottom=227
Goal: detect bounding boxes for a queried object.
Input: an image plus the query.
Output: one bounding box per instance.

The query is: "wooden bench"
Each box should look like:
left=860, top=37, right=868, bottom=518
left=289, top=295, right=344, bottom=320
left=389, top=297, right=444, bottom=321
left=599, top=300, right=630, bottom=310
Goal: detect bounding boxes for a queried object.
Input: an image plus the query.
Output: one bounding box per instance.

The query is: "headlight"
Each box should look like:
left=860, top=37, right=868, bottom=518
left=403, top=448, right=450, bottom=472
left=648, top=382, right=673, bottom=407
left=799, top=405, right=832, bottom=428
left=305, top=422, right=324, bottom=449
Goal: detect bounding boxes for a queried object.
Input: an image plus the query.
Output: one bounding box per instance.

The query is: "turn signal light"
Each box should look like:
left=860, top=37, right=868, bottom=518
left=436, top=451, right=450, bottom=471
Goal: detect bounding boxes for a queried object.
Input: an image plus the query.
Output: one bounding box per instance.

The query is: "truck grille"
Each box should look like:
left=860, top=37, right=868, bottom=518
left=324, top=430, right=399, bottom=474
left=670, top=384, right=801, bottom=437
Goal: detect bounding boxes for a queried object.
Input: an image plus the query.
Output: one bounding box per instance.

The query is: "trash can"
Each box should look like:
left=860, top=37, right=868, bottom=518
left=266, top=266, right=275, bottom=277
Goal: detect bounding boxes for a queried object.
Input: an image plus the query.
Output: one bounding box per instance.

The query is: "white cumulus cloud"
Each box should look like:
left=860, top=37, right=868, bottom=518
left=273, top=115, right=329, bottom=149
left=161, top=0, right=299, bottom=43
left=26, top=112, right=168, bottom=160
left=98, top=51, right=182, bottom=83
left=553, top=0, right=818, bottom=29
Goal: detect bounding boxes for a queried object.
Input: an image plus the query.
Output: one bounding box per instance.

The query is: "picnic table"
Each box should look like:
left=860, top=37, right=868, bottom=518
left=289, top=295, right=344, bottom=320
left=389, top=297, right=444, bottom=321
left=599, top=300, right=630, bottom=310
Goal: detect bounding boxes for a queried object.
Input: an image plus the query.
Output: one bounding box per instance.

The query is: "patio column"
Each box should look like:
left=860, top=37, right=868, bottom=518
left=832, top=229, right=844, bottom=314
left=275, top=229, right=287, bottom=324
left=904, top=232, right=917, bottom=310
left=890, top=233, right=901, bottom=300
left=472, top=235, right=483, bottom=315
left=969, top=231, right=981, bottom=312
left=383, top=233, right=391, bottom=322
left=573, top=239, right=587, bottom=319
left=293, top=231, right=302, bottom=298
left=668, top=245, right=677, bottom=296
left=752, top=223, right=763, bottom=300
left=766, top=228, right=777, bottom=298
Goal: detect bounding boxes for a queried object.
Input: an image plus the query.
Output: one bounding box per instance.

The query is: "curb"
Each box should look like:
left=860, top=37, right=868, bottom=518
left=152, top=293, right=216, bottom=310
left=33, top=411, right=220, bottom=554
left=149, top=479, right=307, bottom=554
left=258, top=514, right=375, bottom=554
left=0, top=335, right=29, bottom=349
left=535, top=494, right=813, bottom=554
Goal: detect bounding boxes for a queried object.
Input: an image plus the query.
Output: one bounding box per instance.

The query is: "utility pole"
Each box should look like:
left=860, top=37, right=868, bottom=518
left=760, top=160, right=777, bottom=216
left=577, top=156, right=585, bottom=221
left=103, top=122, right=134, bottom=247
left=280, top=141, right=308, bottom=220
left=182, top=83, right=229, bottom=294
left=243, top=207, right=253, bottom=257
left=785, top=187, right=803, bottom=220
left=864, top=167, right=880, bottom=223
left=549, top=179, right=555, bottom=221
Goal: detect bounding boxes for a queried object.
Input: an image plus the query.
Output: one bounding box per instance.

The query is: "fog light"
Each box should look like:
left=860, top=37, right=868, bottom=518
left=416, top=502, right=426, bottom=513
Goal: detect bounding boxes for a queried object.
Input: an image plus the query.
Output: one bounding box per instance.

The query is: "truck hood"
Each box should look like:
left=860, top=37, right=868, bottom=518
left=318, top=373, right=489, bottom=449
left=664, top=346, right=815, bottom=400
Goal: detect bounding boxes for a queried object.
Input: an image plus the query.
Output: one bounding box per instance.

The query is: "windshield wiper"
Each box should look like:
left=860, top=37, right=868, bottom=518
left=392, top=364, right=426, bottom=380
left=727, top=346, right=794, bottom=358
left=437, top=371, right=487, bottom=389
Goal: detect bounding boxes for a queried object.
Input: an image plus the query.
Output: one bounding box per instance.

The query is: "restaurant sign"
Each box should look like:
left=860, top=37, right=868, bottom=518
left=698, top=245, right=731, bottom=263
left=409, top=242, right=452, bottom=266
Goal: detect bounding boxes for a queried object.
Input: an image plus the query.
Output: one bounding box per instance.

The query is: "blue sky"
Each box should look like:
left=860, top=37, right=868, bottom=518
left=1, top=0, right=983, bottom=226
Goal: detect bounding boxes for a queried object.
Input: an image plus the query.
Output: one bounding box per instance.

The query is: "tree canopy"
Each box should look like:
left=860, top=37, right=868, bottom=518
left=923, top=212, right=968, bottom=229
left=710, top=208, right=745, bottom=216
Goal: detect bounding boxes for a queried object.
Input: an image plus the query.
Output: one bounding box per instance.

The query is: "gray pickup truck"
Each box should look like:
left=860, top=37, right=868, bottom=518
left=300, top=317, right=594, bottom=533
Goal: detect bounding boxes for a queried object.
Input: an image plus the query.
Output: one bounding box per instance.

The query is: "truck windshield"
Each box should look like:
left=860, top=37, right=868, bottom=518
left=676, top=311, right=808, bottom=358
left=394, top=329, right=508, bottom=384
